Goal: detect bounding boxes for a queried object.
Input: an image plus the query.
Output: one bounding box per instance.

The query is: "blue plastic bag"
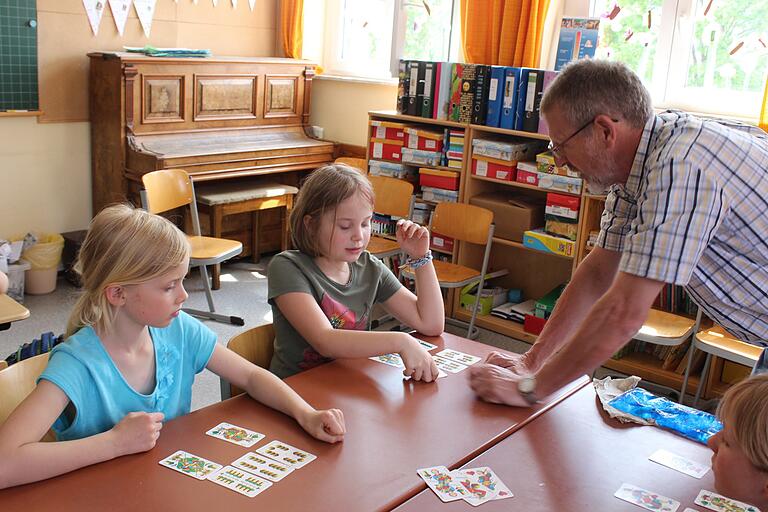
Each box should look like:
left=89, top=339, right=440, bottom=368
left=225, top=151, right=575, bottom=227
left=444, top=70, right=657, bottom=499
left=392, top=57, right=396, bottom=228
left=608, top=387, right=722, bottom=444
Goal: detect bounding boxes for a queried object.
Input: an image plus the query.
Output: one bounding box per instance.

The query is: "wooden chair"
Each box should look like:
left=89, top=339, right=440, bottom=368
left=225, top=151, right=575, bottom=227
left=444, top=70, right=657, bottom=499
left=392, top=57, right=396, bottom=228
left=368, top=175, right=414, bottom=259
left=219, top=323, right=275, bottom=400
left=401, top=202, right=507, bottom=339
left=141, top=169, right=244, bottom=326
left=334, top=157, right=367, bottom=174
left=0, top=353, right=56, bottom=442
left=681, top=323, right=763, bottom=407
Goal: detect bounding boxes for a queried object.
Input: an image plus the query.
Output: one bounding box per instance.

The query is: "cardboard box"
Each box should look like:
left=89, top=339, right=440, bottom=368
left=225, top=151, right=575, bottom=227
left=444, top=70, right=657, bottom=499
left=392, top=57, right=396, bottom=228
left=538, top=173, right=583, bottom=194
left=472, top=157, right=516, bottom=181
left=523, top=229, right=575, bottom=257
left=405, top=127, right=444, bottom=152
left=545, top=218, right=579, bottom=241
left=430, top=231, right=455, bottom=252
left=472, top=137, right=547, bottom=162
left=460, top=284, right=508, bottom=316
left=545, top=193, right=580, bottom=221
left=421, top=186, right=459, bottom=203
left=369, top=138, right=404, bottom=161
left=369, top=160, right=414, bottom=179
left=515, top=167, right=540, bottom=186
left=401, top=147, right=442, bottom=166
left=524, top=314, right=547, bottom=335
left=370, top=120, right=406, bottom=141
left=469, top=192, right=545, bottom=243
left=419, top=168, right=460, bottom=191
left=536, top=150, right=577, bottom=177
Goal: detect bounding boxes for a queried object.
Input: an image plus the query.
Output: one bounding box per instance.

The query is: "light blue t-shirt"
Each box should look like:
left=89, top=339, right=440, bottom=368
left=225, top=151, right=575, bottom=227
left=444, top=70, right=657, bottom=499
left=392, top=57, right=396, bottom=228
left=38, top=311, right=217, bottom=441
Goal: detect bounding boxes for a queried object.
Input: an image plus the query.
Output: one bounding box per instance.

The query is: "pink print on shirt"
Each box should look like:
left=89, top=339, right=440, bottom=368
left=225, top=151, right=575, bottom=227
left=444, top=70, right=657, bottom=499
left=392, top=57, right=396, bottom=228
left=320, top=294, right=368, bottom=330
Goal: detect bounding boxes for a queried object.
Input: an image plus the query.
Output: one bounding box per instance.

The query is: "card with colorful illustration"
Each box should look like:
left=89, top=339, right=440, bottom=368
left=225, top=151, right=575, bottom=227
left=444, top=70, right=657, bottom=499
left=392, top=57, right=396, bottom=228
left=418, top=340, right=438, bottom=351
left=369, top=353, right=405, bottom=369
left=417, top=465, right=469, bottom=502
left=207, top=465, right=273, bottom=497
left=255, top=440, right=317, bottom=469
left=158, top=450, right=222, bottom=480
left=453, top=466, right=513, bottom=504
left=206, top=422, right=265, bottom=448
left=231, top=452, right=294, bottom=482
left=648, top=449, right=710, bottom=479
left=614, top=483, right=680, bottom=512
left=434, top=355, right=468, bottom=373
left=436, top=349, right=482, bottom=366
left=694, top=489, right=760, bottom=512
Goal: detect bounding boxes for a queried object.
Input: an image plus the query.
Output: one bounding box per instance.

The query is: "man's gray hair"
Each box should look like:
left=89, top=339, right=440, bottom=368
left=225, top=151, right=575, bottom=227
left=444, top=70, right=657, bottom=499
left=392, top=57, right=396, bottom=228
left=540, top=59, right=652, bottom=129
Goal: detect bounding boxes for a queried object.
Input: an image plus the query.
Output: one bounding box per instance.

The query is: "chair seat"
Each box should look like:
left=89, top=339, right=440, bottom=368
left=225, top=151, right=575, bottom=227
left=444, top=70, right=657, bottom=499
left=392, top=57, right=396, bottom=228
left=634, top=309, right=697, bottom=346
left=196, top=182, right=299, bottom=206
left=695, top=325, right=764, bottom=367
left=188, top=235, right=243, bottom=264
left=367, top=236, right=401, bottom=258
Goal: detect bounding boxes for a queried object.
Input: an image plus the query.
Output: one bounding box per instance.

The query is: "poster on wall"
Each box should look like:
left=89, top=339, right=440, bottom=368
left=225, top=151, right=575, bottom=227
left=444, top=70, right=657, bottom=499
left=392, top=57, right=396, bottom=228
left=83, top=0, right=106, bottom=36
left=108, top=0, right=132, bottom=36
left=555, top=17, right=600, bottom=71
left=134, top=0, right=157, bottom=37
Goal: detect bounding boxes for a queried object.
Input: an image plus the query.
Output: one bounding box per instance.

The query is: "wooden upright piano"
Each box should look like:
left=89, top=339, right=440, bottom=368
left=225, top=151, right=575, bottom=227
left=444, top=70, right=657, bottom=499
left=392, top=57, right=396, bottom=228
left=89, top=52, right=334, bottom=254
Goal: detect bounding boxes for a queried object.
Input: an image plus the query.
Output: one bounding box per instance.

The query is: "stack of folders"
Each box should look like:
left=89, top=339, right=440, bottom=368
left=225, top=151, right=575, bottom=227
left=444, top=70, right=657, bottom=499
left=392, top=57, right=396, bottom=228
left=491, top=300, right=536, bottom=323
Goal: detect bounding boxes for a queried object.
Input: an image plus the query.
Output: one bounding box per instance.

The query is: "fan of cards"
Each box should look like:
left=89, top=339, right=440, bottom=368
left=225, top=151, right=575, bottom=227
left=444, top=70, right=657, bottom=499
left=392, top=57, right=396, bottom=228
left=369, top=342, right=483, bottom=378
left=417, top=465, right=513, bottom=507
left=158, top=422, right=317, bottom=498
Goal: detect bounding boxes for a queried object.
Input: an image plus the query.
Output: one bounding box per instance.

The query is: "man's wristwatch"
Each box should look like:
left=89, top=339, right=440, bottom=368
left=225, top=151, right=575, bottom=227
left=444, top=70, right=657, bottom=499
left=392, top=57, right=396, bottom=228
left=517, top=376, right=538, bottom=405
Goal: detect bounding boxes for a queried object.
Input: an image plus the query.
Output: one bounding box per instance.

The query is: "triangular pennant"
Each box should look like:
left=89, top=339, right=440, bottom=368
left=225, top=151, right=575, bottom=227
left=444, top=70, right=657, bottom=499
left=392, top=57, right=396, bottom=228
left=133, top=0, right=157, bottom=37
left=231, top=0, right=237, bottom=7
left=248, top=0, right=255, bottom=10
left=108, top=0, right=132, bottom=36
left=212, top=0, right=218, bottom=6
left=83, top=0, right=106, bottom=36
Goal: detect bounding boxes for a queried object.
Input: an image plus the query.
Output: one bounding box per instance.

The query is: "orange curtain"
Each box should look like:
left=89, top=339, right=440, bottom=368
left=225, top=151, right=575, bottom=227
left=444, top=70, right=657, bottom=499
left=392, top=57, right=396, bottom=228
left=459, top=0, right=551, bottom=67
left=280, top=0, right=303, bottom=59
left=760, top=78, right=768, bottom=133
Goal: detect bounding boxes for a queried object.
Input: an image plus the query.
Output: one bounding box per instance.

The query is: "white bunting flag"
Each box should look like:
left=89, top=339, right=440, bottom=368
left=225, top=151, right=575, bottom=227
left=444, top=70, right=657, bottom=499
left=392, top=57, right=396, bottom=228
left=231, top=0, right=237, bottom=7
left=248, top=0, right=256, bottom=9
left=83, top=0, right=106, bottom=36
left=109, top=0, right=132, bottom=36
left=212, top=0, right=219, bottom=6
left=133, top=0, right=156, bottom=37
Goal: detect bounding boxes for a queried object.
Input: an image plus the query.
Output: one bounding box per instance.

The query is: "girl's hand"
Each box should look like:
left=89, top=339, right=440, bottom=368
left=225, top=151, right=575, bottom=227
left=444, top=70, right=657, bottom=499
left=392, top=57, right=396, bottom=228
left=109, top=411, right=164, bottom=456
left=398, top=334, right=439, bottom=382
left=297, top=408, right=346, bottom=444
left=396, top=219, right=430, bottom=260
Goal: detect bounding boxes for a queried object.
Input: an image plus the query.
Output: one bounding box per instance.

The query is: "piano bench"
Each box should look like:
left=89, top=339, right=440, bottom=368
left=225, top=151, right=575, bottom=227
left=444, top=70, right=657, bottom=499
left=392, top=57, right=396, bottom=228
left=196, top=182, right=299, bottom=290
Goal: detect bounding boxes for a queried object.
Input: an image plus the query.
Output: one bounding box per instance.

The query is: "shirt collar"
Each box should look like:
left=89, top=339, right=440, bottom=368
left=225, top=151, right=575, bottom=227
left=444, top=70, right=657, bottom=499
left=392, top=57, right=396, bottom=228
left=613, top=114, right=662, bottom=198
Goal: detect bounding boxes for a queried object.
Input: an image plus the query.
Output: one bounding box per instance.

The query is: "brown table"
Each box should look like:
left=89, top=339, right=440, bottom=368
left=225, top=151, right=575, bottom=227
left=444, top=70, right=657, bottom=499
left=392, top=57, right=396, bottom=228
left=394, top=384, right=717, bottom=511
left=0, top=333, right=588, bottom=511
left=0, top=294, right=29, bottom=331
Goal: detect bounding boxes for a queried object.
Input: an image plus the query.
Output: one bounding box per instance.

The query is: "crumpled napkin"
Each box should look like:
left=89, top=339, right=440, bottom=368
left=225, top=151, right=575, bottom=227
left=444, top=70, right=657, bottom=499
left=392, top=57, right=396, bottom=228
left=592, top=375, right=652, bottom=425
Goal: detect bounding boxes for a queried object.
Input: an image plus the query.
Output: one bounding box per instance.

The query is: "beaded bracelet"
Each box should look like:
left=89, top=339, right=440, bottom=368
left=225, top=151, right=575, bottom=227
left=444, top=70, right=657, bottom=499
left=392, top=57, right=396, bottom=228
left=399, top=250, right=433, bottom=270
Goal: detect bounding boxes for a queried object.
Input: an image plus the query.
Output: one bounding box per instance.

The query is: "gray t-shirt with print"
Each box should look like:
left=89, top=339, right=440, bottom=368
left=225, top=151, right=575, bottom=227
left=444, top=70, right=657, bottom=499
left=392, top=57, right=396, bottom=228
left=267, top=250, right=403, bottom=378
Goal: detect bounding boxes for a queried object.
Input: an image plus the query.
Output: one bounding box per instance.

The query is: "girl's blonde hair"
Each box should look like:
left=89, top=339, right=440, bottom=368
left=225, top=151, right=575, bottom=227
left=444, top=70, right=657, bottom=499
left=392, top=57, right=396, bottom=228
left=717, top=374, right=768, bottom=472
left=66, top=204, right=189, bottom=337
left=290, top=164, right=374, bottom=257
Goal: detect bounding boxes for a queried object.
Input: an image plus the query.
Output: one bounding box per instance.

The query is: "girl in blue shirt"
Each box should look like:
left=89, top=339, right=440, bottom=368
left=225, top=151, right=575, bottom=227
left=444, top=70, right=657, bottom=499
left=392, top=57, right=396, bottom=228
left=0, top=204, right=345, bottom=489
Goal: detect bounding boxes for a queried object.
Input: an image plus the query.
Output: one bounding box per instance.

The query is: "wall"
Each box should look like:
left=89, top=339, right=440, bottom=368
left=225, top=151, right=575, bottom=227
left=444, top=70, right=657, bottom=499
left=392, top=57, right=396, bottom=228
left=0, top=0, right=277, bottom=238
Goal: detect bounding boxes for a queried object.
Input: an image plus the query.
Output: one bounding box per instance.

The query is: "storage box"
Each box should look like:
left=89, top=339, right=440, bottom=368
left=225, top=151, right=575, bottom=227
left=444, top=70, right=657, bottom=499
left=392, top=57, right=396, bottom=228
left=535, top=284, right=566, bottom=318
left=369, top=160, right=414, bottom=180
left=536, top=151, right=577, bottom=177
left=523, top=229, right=575, bottom=257
left=405, top=128, right=444, bottom=152
left=469, top=192, right=545, bottom=243
left=419, top=168, right=460, bottom=191
left=401, top=147, right=442, bottom=166
left=430, top=231, right=454, bottom=252
left=538, top=173, right=583, bottom=195
left=412, top=202, right=433, bottom=224
left=515, top=165, right=541, bottom=186
left=545, top=193, right=581, bottom=221
left=545, top=218, right=579, bottom=241
left=369, top=138, right=404, bottom=161
left=370, top=120, right=406, bottom=141
left=472, top=137, right=546, bottom=162
left=472, top=157, right=516, bottom=181
left=460, top=284, right=508, bottom=316
left=524, top=314, right=547, bottom=335
left=421, top=186, right=459, bottom=203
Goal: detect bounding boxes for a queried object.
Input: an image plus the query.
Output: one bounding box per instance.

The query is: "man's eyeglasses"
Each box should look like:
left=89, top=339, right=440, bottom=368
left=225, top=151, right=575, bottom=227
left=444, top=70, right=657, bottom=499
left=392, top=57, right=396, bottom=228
left=547, top=117, right=619, bottom=159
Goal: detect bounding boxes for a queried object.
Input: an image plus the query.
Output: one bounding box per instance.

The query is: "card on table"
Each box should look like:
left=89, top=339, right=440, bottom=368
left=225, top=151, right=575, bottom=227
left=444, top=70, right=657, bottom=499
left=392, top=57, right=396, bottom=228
left=418, top=340, right=438, bottom=351
left=255, top=440, right=317, bottom=469
left=694, top=489, right=760, bottom=512
left=453, top=466, right=513, bottom=506
left=436, top=348, right=482, bottom=366
left=614, top=483, right=680, bottom=512
left=159, top=450, right=223, bottom=480
left=433, top=355, right=468, bottom=374
left=417, top=466, right=469, bottom=502
left=206, top=422, right=265, bottom=448
left=404, top=368, right=448, bottom=380
left=207, top=465, right=273, bottom=497
left=369, top=353, right=405, bottom=369
left=231, top=452, right=294, bottom=482
left=648, top=449, right=710, bottom=479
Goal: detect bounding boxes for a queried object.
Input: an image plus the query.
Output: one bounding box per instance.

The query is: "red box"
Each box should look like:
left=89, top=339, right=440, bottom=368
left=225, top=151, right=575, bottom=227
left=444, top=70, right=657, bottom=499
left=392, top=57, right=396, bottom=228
left=516, top=168, right=540, bottom=186
left=430, top=231, right=455, bottom=252
left=524, top=314, right=547, bottom=335
left=369, top=138, right=404, bottom=162
left=370, top=121, right=406, bottom=141
left=545, top=193, right=581, bottom=221
left=405, top=128, right=444, bottom=152
left=472, top=157, right=515, bottom=181
left=419, top=168, right=460, bottom=191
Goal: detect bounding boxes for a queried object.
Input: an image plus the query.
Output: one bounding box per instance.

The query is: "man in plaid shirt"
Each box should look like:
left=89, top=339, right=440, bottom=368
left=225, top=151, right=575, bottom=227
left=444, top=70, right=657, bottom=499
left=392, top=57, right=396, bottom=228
left=469, top=59, right=768, bottom=407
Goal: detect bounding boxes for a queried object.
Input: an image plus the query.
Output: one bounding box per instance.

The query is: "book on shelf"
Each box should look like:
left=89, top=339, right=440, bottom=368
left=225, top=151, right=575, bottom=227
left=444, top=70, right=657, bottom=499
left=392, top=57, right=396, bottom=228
left=434, top=62, right=452, bottom=120
left=499, top=67, right=521, bottom=130
left=397, top=59, right=409, bottom=114
left=406, top=61, right=420, bottom=116
left=458, top=64, right=477, bottom=123
left=421, top=61, right=437, bottom=118
left=448, top=63, right=463, bottom=122
left=471, top=64, right=491, bottom=125
left=485, top=65, right=505, bottom=128
left=521, top=69, right=544, bottom=133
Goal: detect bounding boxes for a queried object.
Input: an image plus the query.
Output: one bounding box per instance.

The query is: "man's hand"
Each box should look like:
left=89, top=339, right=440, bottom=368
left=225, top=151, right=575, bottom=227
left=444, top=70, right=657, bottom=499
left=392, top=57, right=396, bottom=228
left=482, top=351, right=534, bottom=376
left=468, top=364, right=531, bottom=407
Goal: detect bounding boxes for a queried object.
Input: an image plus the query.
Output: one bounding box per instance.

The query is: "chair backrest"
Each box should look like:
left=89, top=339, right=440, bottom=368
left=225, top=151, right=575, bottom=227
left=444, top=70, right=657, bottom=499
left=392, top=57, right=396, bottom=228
left=695, top=324, right=764, bottom=367
left=369, top=175, right=414, bottom=218
left=431, top=202, right=493, bottom=245
left=334, top=157, right=367, bottom=174
left=221, top=323, right=275, bottom=399
left=0, top=353, right=56, bottom=441
left=141, top=169, right=194, bottom=214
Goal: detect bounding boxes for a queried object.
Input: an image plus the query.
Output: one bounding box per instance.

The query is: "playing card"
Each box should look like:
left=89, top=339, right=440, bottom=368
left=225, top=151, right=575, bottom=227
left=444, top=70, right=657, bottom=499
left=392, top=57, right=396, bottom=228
left=206, top=422, right=265, bottom=448
left=255, top=440, right=317, bottom=469
left=614, top=483, right=680, bottom=512
left=417, top=466, right=469, bottom=502
left=683, top=509, right=699, bottom=512
left=436, top=348, right=482, bottom=366
left=207, top=465, right=273, bottom=497
left=453, top=466, right=513, bottom=504
left=418, top=340, right=438, bottom=351
left=695, top=489, right=760, bottom=512
left=231, top=452, right=294, bottom=482
left=369, top=353, right=405, bottom=369
left=648, top=449, right=710, bottom=479
left=434, top=355, right=468, bottom=373
left=159, top=450, right=222, bottom=480
left=405, top=368, right=448, bottom=380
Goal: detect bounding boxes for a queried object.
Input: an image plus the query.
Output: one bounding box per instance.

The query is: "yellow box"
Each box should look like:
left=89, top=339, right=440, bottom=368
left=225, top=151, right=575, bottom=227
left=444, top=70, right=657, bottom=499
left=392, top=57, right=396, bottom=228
left=523, top=229, right=575, bottom=257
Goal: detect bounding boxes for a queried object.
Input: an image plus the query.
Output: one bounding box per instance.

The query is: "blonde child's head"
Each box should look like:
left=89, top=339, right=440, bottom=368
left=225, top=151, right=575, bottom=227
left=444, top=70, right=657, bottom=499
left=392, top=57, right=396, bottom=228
left=66, top=204, right=189, bottom=337
left=290, top=164, right=374, bottom=257
left=709, top=374, right=768, bottom=506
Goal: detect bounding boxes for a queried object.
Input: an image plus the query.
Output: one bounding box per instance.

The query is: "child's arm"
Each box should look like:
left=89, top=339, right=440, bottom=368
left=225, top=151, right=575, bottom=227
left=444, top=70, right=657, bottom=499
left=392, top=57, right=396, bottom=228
left=381, top=220, right=445, bottom=336
left=206, top=345, right=345, bottom=443
left=0, top=381, right=163, bottom=489
left=275, top=292, right=439, bottom=381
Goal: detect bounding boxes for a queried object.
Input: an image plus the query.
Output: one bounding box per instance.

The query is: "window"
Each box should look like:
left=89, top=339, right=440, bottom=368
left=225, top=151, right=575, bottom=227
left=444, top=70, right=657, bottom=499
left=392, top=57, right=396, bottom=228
left=589, top=0, right=768, bottom=118
left=322, top=0, right=461, bottom=80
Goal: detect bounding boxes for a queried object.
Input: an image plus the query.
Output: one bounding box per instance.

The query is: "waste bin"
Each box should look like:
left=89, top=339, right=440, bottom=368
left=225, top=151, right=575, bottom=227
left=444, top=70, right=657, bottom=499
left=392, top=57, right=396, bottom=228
left=19, top=233, right=65, bottom=295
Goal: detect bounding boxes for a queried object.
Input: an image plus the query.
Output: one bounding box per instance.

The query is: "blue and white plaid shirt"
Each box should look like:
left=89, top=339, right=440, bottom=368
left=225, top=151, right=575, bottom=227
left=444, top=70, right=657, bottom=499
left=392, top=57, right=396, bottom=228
left=597, top=110, right=768, bottom=345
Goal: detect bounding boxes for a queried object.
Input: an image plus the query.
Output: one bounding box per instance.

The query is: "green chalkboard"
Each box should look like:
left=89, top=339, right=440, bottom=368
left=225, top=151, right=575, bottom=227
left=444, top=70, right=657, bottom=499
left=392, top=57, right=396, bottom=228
left=0, top=0, right=39, bottom=111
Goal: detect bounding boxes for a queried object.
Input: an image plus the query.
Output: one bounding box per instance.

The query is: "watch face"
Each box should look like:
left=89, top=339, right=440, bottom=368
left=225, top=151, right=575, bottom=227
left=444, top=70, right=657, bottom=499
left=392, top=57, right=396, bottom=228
left=519, top=377, right=535, bottom=394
